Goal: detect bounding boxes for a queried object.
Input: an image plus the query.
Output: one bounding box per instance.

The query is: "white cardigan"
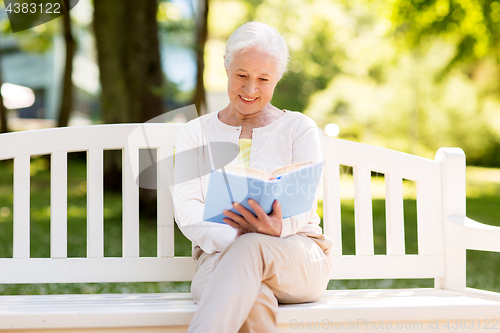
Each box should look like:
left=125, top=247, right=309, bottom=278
left=173, top=110, right=323, bottom=254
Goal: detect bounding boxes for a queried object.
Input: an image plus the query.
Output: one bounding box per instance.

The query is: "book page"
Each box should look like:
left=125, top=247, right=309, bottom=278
left=222, top=165, right=272, bottom=181
left=271, top=161, right=317, bottom=177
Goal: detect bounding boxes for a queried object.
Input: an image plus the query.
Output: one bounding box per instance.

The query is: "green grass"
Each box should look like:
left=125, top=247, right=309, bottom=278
left=0, top=159, right=499, bottom=295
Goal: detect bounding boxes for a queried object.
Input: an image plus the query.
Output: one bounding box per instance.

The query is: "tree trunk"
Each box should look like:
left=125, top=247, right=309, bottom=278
left=94, top=0, right=163, bottom=218
left=94, top=0, right=163, bottom=125
left=0, top=49, right=8, bottom=134
left=193, top=0, right=209, bottom=116
left=57, top=0, right=75, bottom=128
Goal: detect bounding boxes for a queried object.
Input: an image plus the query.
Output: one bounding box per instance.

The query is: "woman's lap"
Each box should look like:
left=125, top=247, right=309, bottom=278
left=191, top=233, right=332, bottom=304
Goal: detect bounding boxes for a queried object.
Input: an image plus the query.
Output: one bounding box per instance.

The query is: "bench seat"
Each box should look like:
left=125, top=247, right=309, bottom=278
left=1, top=288, right=499, bottom=332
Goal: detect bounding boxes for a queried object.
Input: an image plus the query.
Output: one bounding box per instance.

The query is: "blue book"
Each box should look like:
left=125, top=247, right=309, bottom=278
left=203, top=161, right=324, bottom=223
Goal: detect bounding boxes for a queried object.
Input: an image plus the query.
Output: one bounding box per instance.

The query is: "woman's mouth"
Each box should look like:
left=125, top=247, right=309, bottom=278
left=240, top=95, right=258, bottom=102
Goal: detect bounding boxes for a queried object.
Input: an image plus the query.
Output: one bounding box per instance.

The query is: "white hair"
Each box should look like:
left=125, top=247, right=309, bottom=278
left=224, top=22, right=290, bottom=78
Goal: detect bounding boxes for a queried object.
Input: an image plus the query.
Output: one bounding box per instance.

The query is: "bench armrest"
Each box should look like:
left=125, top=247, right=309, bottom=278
left=447, top=216, right=500, bottom=252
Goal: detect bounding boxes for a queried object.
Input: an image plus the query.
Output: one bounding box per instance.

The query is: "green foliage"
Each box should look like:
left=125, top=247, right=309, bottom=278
left=157, top=1, right=195, bottom=45
left=0, top=10, right=60, bottom=53
left=204, top=0, right=500, bottom=166
left=252, top=0, right=347, bottom=111
left=391, top=0, right=500, bottom=65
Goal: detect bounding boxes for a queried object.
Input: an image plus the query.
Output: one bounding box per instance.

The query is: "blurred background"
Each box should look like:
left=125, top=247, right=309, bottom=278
left=0, top=0, right=499, bottom=164
left=0, top=0, right=500, bottom=295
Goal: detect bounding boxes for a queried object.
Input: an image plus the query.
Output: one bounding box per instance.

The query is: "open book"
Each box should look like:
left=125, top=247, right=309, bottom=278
left=203, top=161, right=324, bottom=223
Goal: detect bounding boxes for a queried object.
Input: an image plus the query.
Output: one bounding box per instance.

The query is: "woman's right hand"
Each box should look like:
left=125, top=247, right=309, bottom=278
left=223, top=199, right=283, bottom=238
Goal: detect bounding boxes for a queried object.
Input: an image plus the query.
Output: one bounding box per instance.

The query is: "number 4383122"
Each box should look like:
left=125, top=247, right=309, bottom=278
left=6, top=2, right=61, bottom=14
left=444, top=319, right=498, bottom=330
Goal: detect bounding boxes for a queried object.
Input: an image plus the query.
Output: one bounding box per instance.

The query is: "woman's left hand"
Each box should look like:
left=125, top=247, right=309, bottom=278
left=223, top=199, right=283, bottom=237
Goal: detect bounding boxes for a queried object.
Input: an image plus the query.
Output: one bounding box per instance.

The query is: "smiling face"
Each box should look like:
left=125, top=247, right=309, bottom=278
left=226, top=49, right=281, bottom=118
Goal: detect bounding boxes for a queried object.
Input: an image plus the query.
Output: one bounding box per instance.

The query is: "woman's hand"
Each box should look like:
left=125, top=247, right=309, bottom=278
left=223, top=199, right=283, bottom=237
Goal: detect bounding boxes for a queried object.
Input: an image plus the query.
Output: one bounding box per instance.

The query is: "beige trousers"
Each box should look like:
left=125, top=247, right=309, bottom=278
left=188, top=233, right=333, bottom=333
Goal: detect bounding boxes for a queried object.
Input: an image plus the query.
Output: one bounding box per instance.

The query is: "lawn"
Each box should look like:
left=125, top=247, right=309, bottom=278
left=0, top=157, right=499, bottom=295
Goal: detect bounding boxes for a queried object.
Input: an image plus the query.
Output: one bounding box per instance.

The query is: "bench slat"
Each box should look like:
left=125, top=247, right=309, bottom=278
left=157, top=147, right=175, bottom=257
left=122, top=147, right=140, bottom=258
left=330, top=254, right=444, bottom=279
left=319, top=137, right=440, bottom=183
left=0, top=254, right=443, bottom=284
left=0, top=124, right=184, bottom=160
left=385, top=173, right=405, bottom=256
left=50, top=152, right=68, bottom=258
left=87, top=149, right=104, bottom=258
left=0, top=257, right=195, bottom=284
left=13, top=155, right=31, bottom=259
left=417, top=180, right=444, bottom=256
left=322, top=160, right=342, bottom=256
left=353, top=166, right=374, bottom=256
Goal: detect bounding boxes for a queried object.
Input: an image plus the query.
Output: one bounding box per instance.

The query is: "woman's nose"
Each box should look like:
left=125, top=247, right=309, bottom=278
left=243, top=80, right=258, bottom=95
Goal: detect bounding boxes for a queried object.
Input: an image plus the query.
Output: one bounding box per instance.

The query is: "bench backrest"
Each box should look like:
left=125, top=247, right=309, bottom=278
left=321, top=137, right=445, bottom=281
left=0, top=123, right=446, bottom=285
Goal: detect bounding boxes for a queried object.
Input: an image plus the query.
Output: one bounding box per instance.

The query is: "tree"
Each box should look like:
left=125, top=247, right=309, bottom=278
left=57, top=0, right=76, bottom=127
left=93, top=0, right=163, bottom=125
left=0, top=49, right=7, bottom=133
left=94, top=0, right=164, bottom=218
left=193, top=0, right=209, bottom=115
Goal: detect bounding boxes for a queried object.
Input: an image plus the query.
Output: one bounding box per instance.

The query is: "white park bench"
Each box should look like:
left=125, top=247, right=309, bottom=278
left=0, top=123, right=499, bottom=332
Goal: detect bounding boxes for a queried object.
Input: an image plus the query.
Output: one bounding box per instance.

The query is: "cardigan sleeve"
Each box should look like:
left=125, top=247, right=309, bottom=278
left=279, top=115, right=323, bottom=238
left=172, top=123, right=236, bottom=254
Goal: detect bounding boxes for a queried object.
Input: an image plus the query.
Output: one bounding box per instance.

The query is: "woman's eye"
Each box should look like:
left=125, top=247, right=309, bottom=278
left=260, top=78, right=269, bottom=82
left=238, top=74, right=246, bottom=78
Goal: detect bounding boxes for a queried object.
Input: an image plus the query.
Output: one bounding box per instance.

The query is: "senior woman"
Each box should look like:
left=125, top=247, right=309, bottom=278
left=173, top=22, right=332, bottom=333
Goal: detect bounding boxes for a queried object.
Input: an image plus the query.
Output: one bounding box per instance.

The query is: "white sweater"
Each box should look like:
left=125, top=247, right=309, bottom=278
left=173, top=110, right=323, bottom=254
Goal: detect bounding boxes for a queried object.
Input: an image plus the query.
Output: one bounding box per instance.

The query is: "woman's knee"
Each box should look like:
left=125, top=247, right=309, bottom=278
left=218, top=233, right=276, bottom=268
left=230, top=233, right=273, bottom=252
